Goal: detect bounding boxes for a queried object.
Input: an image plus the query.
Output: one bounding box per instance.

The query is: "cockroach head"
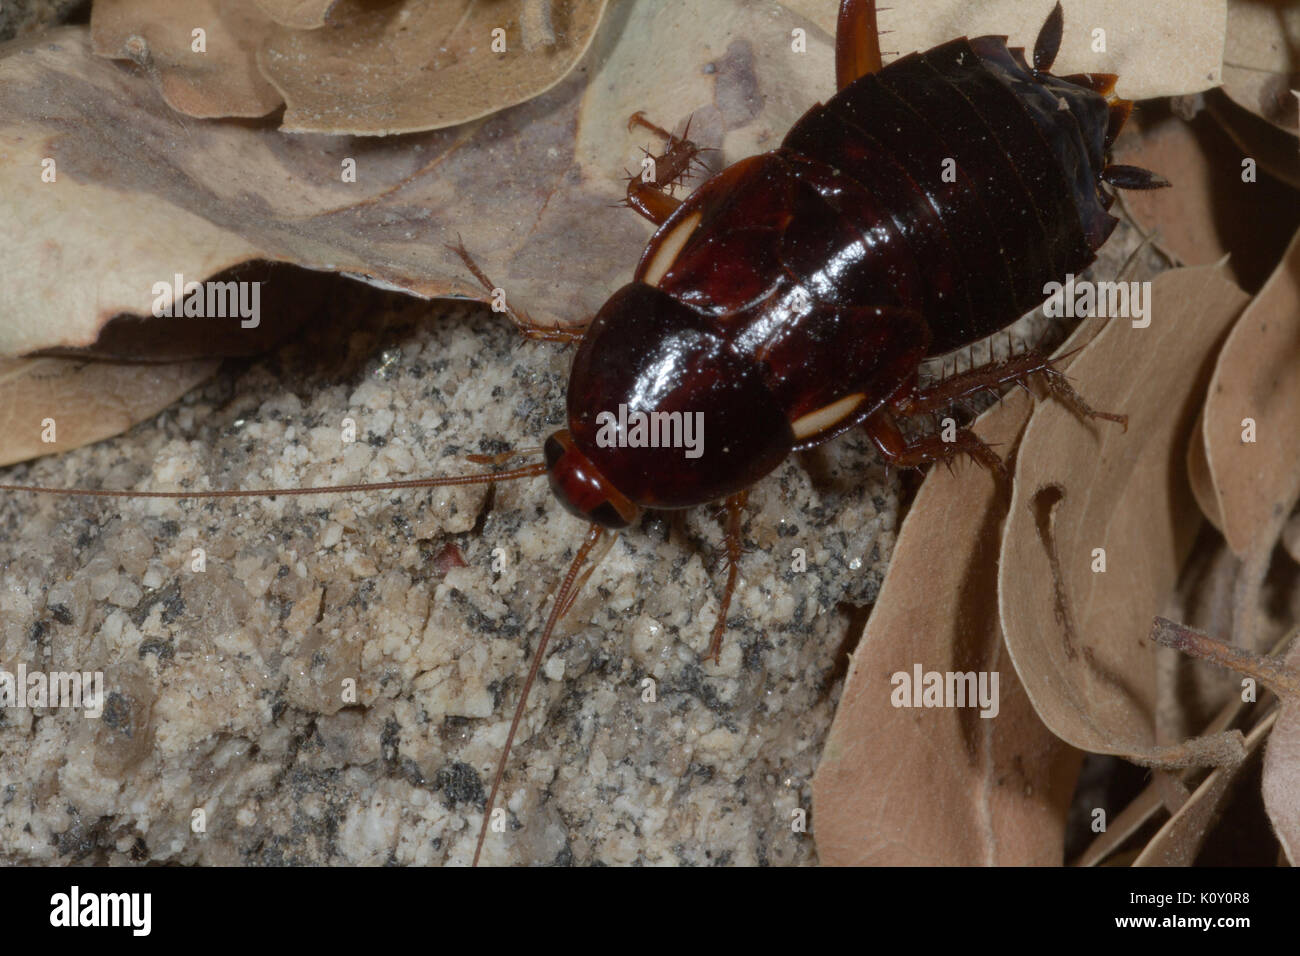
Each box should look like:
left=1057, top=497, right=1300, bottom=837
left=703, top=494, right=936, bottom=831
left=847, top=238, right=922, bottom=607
left=544, top=429, right=641, bottom=529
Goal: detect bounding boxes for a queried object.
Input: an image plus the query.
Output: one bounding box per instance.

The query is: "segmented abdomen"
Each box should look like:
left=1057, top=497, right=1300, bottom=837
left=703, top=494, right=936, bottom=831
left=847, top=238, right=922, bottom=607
left=627, top=33, right=1121, bottom=450
left=780, top=36, right=1116, bottom=354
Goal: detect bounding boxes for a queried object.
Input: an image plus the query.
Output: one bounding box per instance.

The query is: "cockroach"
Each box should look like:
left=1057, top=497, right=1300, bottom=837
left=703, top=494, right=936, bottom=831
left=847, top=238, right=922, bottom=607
left=1, top=1, right=1165, bottom=865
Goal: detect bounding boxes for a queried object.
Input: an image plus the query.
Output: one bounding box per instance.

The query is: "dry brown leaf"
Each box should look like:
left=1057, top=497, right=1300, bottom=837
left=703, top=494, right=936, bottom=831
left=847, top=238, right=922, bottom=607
left=253, top=0, right=336, bottom=30
left=784, top=0, right=1226, bottom=99
left=33, top=264, right=400, bottom=363
left=1073, top=781, right=1166, bottom=866
left=0, top=358, right=218, bottom=466
left=1284, top=507, right=1300, bottom=564
left=91, top=0, right=607, bottom=131
left=1077, top=548, right=1281, bottom=865
left=1076, top=641, right=1275, bottom=865
left=1187, top=404, right=1225, bottom=532
left=0, top=40, right=267, bottom=358
left=1156, top=530, right=1243, bottom=738
left=998, top=263, right=1251, bottom=768
left=1198, top=227, right=1300, bottom=556
left=1113, top=109, right=1300, bottom=293
left=0, top=4, right=835, bottom=360
left=0, top=2, right=1244, bottom=462
left=1134, top=709, right=1278, bottom=865
left=1223, top=0, right=1300, bottom=133
left=1204, top=88, right=1300, bottom=193
left=258, top=0, right=608, bottom=135
left=1263, top=639, right=1300, bottom=862
left=91, top=0, right=284, bottom=119
left=4, top=0, right=1232, bottom=359
left=1114, top=115, right=1230, bottom=270
left=814, top=389, right=1084, bottom=866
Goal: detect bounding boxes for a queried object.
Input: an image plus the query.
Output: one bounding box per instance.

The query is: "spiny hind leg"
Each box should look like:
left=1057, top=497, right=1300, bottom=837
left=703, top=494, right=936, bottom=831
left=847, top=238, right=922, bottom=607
left=864, top=408, right=1008, bottom=479
left=622, top=111, right=710, bottom=226
left=835, top=0, right=884, bottom=88
left=447, top=238, right=587, bottom=343
left=702, top=490, right=748, bottom=665
left=890, top=347, right=1128, bottom=430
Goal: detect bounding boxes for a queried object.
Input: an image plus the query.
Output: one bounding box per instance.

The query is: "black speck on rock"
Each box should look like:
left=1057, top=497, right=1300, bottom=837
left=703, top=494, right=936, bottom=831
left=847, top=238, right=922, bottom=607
left=101, top=693, right=133, bottom=735
left=138, top=638, right=175, bottom=661
left=434, top=761, right=485, bottom=809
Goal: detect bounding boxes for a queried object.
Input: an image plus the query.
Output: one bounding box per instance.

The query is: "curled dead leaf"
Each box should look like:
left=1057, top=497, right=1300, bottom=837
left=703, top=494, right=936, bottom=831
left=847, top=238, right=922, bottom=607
left=1203, top=88, right=1300, bottom=193
left=0, top=357, right=218, bottom=467
left=1196, top=227, right=1300, bottom=557
left=91, top=0, right=284, bottom=118
left=1074, top=620, right=1285, bottom=865
left=998, top=263, right=1251, bottom=768
left=258, top=0, right=608, bottom=135
left=784, top=0, right=1227, bottom=99
left=1112, top=107, right=1300, bottom=293
left=0, top=5, right=836, bottom=359
left=0, top=36, right=266, bottom=359
left=814, top=389, right=1084, bottom=865
left=1223, top=0, right=1300, bottom=133
left=91, top=0, right=608, bottom=132
left=1134, top=708, right=1278, bottom=865
left=1187, top=405, right=1224, bottom=532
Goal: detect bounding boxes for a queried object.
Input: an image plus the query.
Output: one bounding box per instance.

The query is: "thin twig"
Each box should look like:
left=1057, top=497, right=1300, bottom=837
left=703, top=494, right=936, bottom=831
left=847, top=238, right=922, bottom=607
left=1151, top=617, right=1300, bottom=702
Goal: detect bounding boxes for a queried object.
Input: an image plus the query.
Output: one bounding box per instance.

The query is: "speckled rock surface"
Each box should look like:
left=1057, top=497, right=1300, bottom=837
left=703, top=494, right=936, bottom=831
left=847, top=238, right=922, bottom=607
left=0, top=297, right=897, bottom=866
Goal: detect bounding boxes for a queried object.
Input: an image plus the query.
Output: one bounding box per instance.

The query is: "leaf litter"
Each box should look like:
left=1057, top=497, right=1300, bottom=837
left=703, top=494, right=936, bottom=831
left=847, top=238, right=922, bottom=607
left=2, top=0, right=1299, bottom=866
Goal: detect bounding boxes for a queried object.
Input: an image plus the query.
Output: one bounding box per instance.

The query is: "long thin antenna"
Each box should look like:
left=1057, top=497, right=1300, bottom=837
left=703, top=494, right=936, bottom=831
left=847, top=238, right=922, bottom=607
left=0, top=462, right=548, bottom=499
left=473, top=522, right=606, bottom=866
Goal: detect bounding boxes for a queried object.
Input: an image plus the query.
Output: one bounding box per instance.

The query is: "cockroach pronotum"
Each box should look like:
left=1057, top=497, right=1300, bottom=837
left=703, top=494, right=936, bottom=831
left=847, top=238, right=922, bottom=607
left=1, top=1, right=1166, bottom=865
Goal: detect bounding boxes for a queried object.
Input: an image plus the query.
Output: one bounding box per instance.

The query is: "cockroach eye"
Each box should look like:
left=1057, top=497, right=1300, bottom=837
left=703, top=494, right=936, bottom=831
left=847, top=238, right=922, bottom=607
left=544, top=429, right=641, bottom=529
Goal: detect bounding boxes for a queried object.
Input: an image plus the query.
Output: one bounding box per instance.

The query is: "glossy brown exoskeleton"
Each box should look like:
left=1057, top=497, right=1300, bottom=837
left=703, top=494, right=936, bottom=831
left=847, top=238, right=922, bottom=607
left=467, top=0, right=1162, bottom=862
left=1, top=1, right=1167, bottom=865
left=548, top=1, right=1161, bottom=528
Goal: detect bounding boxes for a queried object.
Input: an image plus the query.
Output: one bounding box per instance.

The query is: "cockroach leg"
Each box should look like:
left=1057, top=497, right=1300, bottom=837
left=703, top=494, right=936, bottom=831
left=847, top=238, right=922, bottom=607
left=863, top=408, right=1008, bottom=479
left=623, top=111, right=709, bottom=226
left=835, top=0, right=884, bottom=88
left=891, top=347, right=1128, bottom=431
left=1036, top=363, right=1129, bottom=430
left=446, top=238, right=588, bottom=343
left=890, top=349, right=1062, bottom=415
left=703, top=490, right=749, bottom=665
left=624, top=179, right=682, bottom=226
left=1031, top=1, right=1064, bottom=75
left=626, top=110, right=677, bottom=142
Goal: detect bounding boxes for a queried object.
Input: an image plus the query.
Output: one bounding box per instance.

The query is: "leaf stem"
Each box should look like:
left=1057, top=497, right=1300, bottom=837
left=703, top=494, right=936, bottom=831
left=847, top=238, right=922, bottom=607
left=1151, top=617, right=1300, bottom=702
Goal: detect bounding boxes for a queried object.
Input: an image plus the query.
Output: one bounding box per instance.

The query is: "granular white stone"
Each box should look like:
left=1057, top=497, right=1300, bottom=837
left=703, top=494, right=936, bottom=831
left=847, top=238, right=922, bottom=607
left=0, top=299, right=897, bottom=865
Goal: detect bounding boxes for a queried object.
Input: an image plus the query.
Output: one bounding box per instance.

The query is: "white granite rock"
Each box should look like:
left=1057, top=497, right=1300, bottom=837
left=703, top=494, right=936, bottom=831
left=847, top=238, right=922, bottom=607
left=0, top=298, right=895, bottom=866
